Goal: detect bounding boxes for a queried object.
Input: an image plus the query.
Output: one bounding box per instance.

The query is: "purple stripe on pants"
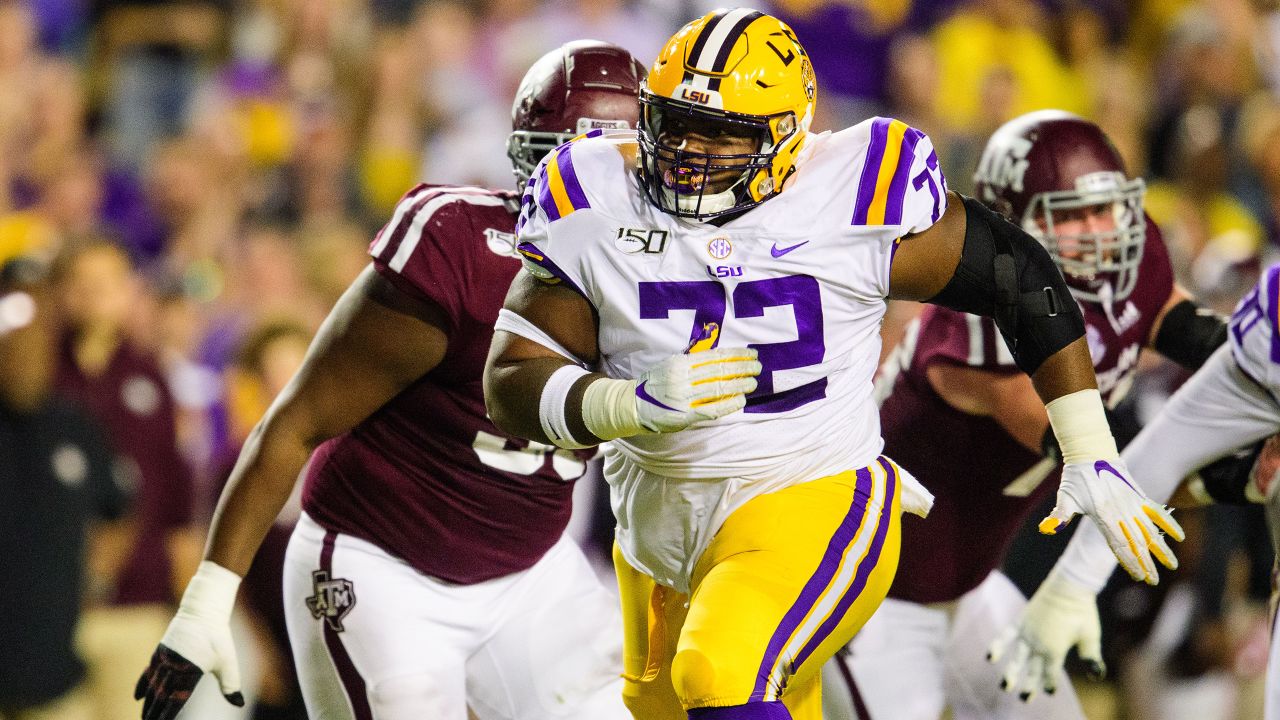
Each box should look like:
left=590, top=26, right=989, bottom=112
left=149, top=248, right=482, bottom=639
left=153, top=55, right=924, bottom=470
left=883, top=128, right=925, bottom=226
left=320, top=532, right=373, bottom=720
left=556, top=145, right=591, bottom=211
left=688, top=701, right=793, bottom=719
left=750, top=466, right=874, bottom=702
left=790, top=457, right=897, bottom=671
left=851, top=118, right=892, bottom=225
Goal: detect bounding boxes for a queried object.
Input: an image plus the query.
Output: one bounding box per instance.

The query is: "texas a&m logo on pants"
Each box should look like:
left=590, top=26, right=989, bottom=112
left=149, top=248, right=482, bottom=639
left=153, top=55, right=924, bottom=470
left=306, top=570, right=356, bottom=632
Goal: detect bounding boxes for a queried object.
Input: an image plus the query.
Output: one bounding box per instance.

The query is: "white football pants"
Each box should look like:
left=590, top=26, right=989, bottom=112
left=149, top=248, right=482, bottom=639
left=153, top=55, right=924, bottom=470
left=823, top=571, right=1084, bottom=720
left=283, top=513, right=628, bottom=720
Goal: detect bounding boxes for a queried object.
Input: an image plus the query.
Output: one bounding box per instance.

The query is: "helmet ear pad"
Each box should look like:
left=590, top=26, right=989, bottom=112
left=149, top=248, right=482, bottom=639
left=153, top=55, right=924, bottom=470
left=506, top=41, right=645, bottom=186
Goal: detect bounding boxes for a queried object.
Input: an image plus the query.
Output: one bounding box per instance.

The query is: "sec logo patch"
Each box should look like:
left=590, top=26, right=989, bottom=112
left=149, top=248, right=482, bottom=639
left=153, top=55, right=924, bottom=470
left=707, top=236, right=733, bottom=260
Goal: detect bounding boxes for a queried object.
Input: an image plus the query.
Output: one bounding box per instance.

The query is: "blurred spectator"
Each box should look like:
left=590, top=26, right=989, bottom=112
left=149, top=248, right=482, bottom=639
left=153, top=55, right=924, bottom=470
left=1144, top=104, right=1264, bottom=312
left=1237, top=91, right=1280, bottom=249
left=930, top=0, right=1091, bottom=136
left=0, top=258, right=125, bottom=720
left=89, top=0, right=232, bottom=171
left=51, top=240, right=198, bottom=720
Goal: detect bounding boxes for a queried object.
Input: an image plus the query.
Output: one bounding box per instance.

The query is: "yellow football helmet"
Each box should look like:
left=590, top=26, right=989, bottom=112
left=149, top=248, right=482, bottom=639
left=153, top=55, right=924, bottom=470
left=639, top=8, right=816, bottom=219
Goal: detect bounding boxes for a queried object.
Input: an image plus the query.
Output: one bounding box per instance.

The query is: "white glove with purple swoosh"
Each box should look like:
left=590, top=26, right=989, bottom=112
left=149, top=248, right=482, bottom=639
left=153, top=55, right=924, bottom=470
left=634, top=345, right=761, bottom=433
left=1040, top=458, right=1183, bottom=584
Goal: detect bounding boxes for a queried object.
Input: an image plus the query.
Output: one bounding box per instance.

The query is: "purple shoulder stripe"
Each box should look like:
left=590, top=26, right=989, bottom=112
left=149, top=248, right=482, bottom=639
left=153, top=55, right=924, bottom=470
left=535, top=162, right=562, bottom=222
left=883, top=128, right=926, bottom=226
left=556, top=145, right=591, bottom=212
left=516, top=241, right=588, bottom=300
left=852, top=118, right=892, bottom=225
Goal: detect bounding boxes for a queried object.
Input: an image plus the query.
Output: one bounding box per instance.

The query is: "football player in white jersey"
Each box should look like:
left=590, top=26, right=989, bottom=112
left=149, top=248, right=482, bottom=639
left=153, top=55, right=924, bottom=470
left=484, top=9, right=1183, bottom=720
left=992, top=262, right=1280, bottom=716
left=822, top=111, right=1242, bottom=720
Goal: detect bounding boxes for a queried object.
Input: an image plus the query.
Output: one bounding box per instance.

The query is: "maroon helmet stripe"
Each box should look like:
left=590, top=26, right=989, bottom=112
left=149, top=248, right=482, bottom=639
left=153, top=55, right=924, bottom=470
left=320, top=532, right=373, bottom=720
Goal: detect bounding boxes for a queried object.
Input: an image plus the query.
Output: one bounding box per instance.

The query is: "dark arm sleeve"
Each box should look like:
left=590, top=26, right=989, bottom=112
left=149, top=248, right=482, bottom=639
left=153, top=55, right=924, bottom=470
left=926, top=195, right=1086, bottom=376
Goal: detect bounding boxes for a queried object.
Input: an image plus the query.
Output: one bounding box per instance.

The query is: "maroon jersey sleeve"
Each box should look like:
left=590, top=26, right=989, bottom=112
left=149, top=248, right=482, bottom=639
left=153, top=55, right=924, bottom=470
left=367, top=185, right=517, bottom=333
left=912, top=306, right=1021, bottom=375
left=1140, top=213, right=1175, bottom=315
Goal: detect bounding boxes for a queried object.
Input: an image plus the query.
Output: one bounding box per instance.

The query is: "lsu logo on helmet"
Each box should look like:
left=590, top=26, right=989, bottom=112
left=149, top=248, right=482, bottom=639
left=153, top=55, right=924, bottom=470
left=638, top=8, right=817, bottom=219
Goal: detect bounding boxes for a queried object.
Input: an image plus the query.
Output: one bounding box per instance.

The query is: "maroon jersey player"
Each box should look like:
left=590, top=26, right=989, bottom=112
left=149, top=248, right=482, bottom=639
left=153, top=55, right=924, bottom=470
left=824, top=111, right=1231, bottom=720
left=136, top=42, right=646, bottom=720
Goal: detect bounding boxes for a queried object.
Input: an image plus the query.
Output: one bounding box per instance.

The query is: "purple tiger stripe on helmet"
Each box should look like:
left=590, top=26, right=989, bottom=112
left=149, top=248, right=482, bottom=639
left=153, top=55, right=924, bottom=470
left=851, top=118, right=893, bottom=225
left=883, top=128, right=926, bottom=226
left=790, top=456, right=897, bottom=671
left=750, top=465, right=874, bottom=702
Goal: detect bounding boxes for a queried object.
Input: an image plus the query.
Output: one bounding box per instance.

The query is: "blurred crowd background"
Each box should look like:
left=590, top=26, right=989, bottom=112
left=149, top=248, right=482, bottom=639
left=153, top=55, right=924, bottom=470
left=2, top=0, right=1280, bottom=719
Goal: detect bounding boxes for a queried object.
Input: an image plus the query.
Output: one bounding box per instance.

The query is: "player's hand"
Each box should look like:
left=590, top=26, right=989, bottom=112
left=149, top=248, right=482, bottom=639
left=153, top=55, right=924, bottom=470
left=988, top=571, right=1104, bottom=702
left=634, top=345, right=760, bottom=433
left=135, top=562, right=244, bottom=720
left=895, top=463, right=934, bottom=518
left=1039, top=458, right=1184, bottom=584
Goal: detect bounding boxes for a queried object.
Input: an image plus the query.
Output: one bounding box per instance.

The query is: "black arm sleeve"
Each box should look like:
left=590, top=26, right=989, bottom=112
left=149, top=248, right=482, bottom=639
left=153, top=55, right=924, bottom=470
left=926, top=195, right=1086, bottom=375
left=1152, top=299, right=1228, bottom=370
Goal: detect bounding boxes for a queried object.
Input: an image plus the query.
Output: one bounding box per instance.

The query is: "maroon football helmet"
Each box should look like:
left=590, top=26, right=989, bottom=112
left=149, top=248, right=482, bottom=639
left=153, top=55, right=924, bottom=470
left=506, top=40, right=646, bottom=186
left=973, top=110, right=1146, bottom=303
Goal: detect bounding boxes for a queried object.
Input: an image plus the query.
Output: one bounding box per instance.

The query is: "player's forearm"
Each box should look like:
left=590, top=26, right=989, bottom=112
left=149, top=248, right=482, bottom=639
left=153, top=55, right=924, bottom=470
left=1029, top=337, right=1098, bottom=405
left=485, top=357, right=600, bottom=446
left=204, top=416, right=316, bottom=577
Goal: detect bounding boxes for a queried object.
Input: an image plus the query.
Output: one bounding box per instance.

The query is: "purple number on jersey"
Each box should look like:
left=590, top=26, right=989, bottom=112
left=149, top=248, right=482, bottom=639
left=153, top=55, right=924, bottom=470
left=637, top=275, right=827, bottom=413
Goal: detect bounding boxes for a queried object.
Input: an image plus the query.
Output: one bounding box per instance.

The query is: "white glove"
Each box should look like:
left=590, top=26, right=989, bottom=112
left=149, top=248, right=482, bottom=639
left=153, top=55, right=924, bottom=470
left=988, top=571, right=1104, bottom=702
left=136, top=561, right=243, bottom=720
left=1039, top=458, right=1184, bottom=584
left=896, top=463, right=934, bottom=518
left=632, top=345, right=761, bottom=433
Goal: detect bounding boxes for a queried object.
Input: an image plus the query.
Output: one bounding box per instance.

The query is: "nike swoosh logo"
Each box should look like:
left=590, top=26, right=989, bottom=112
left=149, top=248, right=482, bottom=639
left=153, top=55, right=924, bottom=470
left=1094, top=459, right=1137, bottom=493
left=771, top=241, right=808, bottom=258
left=636, top=381, right=678, bottom=412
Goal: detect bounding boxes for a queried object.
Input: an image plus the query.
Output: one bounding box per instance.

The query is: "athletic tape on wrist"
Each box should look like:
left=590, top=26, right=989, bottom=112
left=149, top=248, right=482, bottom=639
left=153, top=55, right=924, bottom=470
left=582, top=376, right=645, bottom=440
left=181, top=560, right=242, bottom=621
left=539, top=365, right=592, bottom=449
left=1044, top=389, right=1119, bottom=465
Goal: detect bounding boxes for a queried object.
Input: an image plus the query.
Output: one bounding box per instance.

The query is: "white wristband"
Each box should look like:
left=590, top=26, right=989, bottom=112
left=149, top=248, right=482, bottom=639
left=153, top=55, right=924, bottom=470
left=1045, top=388, right=1118, bottom=464
left=539, top=365, right=593, bottom=449
left=180, top=561, right=242, bottom=622
left=582, top=377, right=645, bottom=440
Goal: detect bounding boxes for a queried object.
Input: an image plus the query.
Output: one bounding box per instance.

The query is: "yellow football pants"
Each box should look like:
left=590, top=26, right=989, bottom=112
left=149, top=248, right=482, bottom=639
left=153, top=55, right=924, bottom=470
left=616, top=457, right=903, bottom=718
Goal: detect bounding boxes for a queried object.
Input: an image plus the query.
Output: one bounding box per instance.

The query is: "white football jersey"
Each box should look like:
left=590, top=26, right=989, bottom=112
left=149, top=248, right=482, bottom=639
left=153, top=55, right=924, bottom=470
left=1230, top=263, right=1280, bottom=392
left=516, top=118, right=947, bottom=590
